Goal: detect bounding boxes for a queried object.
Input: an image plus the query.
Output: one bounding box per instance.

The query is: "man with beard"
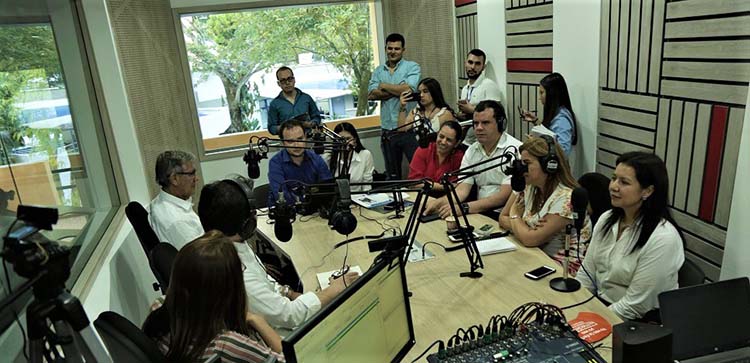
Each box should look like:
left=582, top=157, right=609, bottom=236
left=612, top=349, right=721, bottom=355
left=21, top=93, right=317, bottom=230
left=457, top=49, right=503, bottom=145
left=368, top=33, right=421, bottom=179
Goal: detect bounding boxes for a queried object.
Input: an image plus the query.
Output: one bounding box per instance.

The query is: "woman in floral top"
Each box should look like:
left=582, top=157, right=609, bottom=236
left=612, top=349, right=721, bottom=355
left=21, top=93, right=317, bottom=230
left=143, top=230, right=285, bottom=362
left=498, top=136, right=591, bottom=275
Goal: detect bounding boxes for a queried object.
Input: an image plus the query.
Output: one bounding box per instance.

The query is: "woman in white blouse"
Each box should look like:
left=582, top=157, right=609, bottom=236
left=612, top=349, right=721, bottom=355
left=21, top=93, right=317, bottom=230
left=498, top=135, right=591, bottom=275
left=325, top=122, right=374, bottom=192
left=576, top=151, right=684, bottom=321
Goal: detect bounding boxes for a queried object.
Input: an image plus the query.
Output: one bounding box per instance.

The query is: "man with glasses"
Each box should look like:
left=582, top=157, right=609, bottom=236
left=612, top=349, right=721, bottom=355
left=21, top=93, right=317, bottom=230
left=267, top=119, right=332, bottom=207
left=267, top=66, right=322, bottom=135
left=149, top=150, right=204, bottom=250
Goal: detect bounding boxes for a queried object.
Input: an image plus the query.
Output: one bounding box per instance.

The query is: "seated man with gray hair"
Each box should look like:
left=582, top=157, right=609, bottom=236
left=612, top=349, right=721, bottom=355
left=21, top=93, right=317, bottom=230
left=149, top=150, right=204, bottom=250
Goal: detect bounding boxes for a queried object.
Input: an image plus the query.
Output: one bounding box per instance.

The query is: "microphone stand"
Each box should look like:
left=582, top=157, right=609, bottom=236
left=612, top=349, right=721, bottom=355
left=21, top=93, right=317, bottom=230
left=439, top=147, right=518, bottom=279
left=549, top=224, right=581, bottom=292
left=303, top=179, right=433, bottom=267
left=245, top=134, right=354, bottom=179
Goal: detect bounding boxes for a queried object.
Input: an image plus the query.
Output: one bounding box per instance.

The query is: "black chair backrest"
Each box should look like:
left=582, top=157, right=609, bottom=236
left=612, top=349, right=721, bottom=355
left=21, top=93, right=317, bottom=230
left=125, top=201, right=160, bottom=254
left=577, top=172, right=612, bottom=227
left=253, top=183, right=270, bottom=209
left=149, top=243, right=178, bottom=294
left=94, top=311, right=167, bottom=362
left=679, top=258, right=705, bottom=287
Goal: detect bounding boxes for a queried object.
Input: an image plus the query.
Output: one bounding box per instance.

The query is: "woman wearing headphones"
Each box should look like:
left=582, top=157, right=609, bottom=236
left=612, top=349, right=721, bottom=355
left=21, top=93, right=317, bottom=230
left=576, top=152, right=684, bottom=321
left=520, top=72, right=578, bottom=156
left=143, top=231, right=285, bottom=362
left=498, top=136, right=590, bottom=273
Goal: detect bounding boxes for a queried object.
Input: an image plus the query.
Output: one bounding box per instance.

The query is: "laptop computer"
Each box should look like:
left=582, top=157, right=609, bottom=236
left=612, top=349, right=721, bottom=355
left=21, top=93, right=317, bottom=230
left=659, top=277, right=750, bottom=362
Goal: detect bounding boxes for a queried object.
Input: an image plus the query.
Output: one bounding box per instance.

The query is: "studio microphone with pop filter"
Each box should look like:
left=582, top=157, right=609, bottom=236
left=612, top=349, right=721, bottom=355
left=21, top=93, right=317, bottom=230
left=270, top=188, right=295, bottom=242
left=415, top=114, right=433, bottom=149
left=506, top=159, right=528, bottom=192
left=243, top=138, right=268, bottom=179
left=571, top=187, right=589, bottom=232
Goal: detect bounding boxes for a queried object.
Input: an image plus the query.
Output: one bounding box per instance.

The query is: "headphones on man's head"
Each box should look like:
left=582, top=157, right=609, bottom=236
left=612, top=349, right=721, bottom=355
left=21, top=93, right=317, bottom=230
left=537, top=135, right=560, bottom=174
left=224, top=174, right=257, bottom=240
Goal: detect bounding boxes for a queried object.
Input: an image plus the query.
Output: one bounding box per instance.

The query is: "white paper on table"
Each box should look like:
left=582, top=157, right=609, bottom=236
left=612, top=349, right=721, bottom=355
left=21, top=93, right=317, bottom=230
left=317, top=265, right=364, bottom=289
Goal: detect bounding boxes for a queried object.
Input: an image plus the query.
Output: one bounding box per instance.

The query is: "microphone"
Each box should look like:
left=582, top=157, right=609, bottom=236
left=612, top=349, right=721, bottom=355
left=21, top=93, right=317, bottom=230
left=505, top=159, right=528, bottom=192
left=571, top=187, right=589, bottom=232
left=415, top=114, right=432, bottom=149
left=269, top=188, right=295, bottom=242
left=311, top=127, right=326, bottom=155
left=243, top=138, right=268, bottom=179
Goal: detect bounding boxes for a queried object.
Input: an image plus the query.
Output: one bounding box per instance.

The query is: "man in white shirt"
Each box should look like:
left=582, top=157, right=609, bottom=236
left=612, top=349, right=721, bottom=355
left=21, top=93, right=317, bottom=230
left=149, top=150, right=204, bottom=250
left=424, top=100, right=521, bottom=219
left=198, top=177, right=357, bottom=333
left=457, top=49, right=504, bottom=145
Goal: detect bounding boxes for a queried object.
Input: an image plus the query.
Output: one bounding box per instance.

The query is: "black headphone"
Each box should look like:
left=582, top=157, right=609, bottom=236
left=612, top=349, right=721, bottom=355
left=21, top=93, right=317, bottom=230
left=224, top=174, right=257, bottom=240
left=330, top=179, right=357, bottom=235
left=537, top=135, right=560, bottom=174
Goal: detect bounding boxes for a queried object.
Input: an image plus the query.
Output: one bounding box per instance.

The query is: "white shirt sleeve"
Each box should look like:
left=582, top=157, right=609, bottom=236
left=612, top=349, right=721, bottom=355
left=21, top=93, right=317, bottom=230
left=239, top=245, right=322, bottom=329
left=609, top=223, right=684, bottom=320
left=482, top=80, right=503, bottom=102
left=361, top=150, right=374, bottom=191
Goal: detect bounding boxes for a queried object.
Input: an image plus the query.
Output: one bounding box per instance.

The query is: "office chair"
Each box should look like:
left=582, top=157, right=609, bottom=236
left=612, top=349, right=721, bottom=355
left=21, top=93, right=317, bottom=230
left=577, top=172, right=612, bottom=227
left=94, top=311, right=167, bottom=362
left=149, top=243, right=178, bottom=294
left=679, top=258, right=705, bottom=287
left=125, top=202, right=160, bottom=254
left=253, top=183, right=270, bottom=209
left=125, top=201, right=165, bottom=292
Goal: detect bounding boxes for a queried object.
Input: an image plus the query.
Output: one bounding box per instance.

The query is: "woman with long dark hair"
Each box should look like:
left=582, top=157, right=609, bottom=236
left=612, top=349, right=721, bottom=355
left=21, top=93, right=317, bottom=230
left=576, top=152, right=685, bottom=320
left=143, top=230, right=285, bottom=362
left=498, top=136, right=591, bottom=274
left=325, top=122, right=374, bottom=192
left=408, top=120, right=464, bottom=192
left=520, top=72, right=578, bottom=156
left=398, top=77, right=455, bottom=132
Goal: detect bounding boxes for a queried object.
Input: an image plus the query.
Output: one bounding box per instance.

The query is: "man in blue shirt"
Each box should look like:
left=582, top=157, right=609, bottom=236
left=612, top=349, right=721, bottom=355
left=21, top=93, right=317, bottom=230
left=368, top=33, right=421, bottom=180
left=268, top=119, right=332, bottom=206
left=267, top=66, right=322, bottom=135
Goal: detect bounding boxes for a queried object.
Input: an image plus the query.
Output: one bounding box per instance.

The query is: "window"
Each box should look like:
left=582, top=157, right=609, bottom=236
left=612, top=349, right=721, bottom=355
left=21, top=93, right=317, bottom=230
left=176, top=1, right=380, bottom=152
left=0, top=1, right=120, bottom=313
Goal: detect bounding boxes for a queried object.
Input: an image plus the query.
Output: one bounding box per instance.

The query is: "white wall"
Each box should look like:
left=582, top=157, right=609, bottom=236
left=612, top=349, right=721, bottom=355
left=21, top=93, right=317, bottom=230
left=553, top=0, right=601, bottom=176
left=477, top=0, right=507, bottom=106
left=720, top=88, right=750, bottom=280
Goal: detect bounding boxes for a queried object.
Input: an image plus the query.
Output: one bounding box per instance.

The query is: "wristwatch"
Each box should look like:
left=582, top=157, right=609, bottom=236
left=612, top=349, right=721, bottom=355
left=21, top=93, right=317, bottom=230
left=460, top=202, right=470, bottom=214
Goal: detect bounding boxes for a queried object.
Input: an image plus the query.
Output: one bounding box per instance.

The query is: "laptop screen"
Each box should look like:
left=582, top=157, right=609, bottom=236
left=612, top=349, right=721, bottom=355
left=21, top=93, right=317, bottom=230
left=659, top=277, right=750, bottom=360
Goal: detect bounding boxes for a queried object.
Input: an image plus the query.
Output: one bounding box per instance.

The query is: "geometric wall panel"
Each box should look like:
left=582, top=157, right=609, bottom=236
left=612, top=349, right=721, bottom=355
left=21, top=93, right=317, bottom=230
left=455, top=0, right=478, bottom=82
left=598, top=0, right=750, bottom=281
left=504, top=0, right=553, bottom=141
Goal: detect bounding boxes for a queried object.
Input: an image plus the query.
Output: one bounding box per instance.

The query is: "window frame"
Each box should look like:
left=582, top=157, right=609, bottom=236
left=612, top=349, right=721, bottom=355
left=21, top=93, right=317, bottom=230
left=171, top=0, right=384, bottom=161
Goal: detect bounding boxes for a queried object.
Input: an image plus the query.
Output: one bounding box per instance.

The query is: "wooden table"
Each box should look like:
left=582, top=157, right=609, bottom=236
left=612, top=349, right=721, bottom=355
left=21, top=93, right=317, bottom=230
left=256, top=205, right=620, bottom=362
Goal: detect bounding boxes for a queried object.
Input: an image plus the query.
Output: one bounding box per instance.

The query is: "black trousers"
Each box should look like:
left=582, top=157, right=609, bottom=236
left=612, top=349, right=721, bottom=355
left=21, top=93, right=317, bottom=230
left=380, top=130, right=418, bottom=180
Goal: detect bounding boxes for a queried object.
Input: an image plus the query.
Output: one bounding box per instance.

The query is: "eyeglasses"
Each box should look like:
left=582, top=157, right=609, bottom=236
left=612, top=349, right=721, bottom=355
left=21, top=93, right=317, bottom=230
left=175, top=169, right=197, bottom=177
left=278, top=76, right=295, bottom=84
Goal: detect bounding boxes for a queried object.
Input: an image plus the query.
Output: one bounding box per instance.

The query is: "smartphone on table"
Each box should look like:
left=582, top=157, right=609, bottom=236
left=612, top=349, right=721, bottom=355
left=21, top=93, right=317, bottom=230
left=524, top=265, right=556, bottom=280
